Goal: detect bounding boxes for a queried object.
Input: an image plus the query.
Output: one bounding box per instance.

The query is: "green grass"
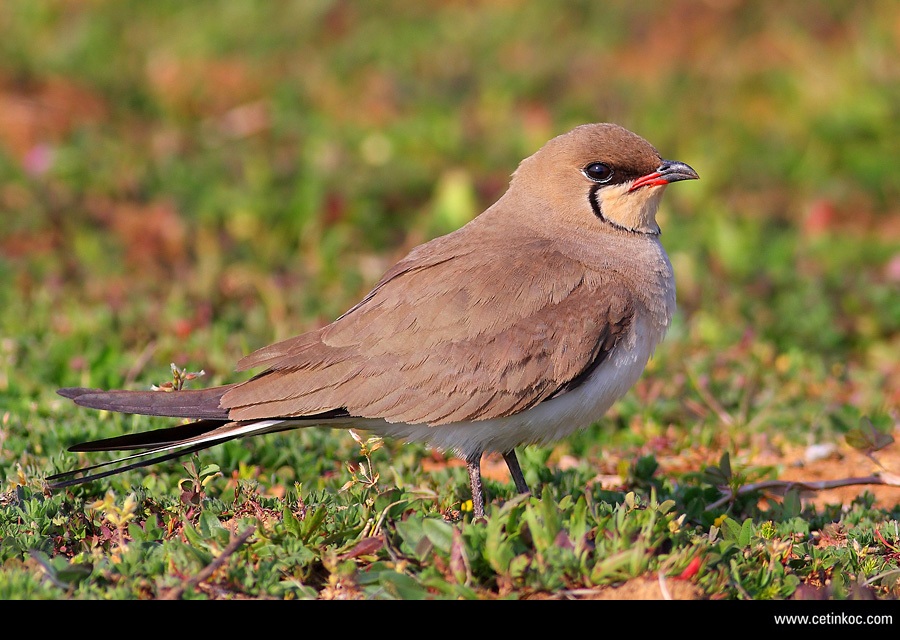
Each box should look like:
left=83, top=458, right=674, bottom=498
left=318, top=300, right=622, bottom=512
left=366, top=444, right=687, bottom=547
left=1, top=1, right=899, bottom=603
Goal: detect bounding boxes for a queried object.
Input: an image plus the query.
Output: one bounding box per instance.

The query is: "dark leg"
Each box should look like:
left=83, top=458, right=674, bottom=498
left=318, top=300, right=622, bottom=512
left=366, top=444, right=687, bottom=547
left=465, top=451, right=486, bottom=518
left=503, top=449, right=531, bottom=495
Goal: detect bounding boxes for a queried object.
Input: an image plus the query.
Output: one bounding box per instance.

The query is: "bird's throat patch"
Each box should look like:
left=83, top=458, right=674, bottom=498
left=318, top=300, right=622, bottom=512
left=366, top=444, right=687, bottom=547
left=589, top=183, right=663, bottom=235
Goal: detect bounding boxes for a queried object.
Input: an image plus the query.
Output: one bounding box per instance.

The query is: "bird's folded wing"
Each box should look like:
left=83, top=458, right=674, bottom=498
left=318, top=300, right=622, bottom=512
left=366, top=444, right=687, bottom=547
left=222, top=235, right=634, bottom=425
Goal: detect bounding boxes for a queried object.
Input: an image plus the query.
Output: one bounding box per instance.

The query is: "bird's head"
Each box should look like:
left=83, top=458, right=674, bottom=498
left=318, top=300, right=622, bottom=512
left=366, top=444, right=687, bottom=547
left=511, top=123, right=699, bottom=235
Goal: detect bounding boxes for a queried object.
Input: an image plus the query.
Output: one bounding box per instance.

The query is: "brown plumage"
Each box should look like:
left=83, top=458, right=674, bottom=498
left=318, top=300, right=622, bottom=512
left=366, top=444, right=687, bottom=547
left=50, top=123, right=698, bottom=518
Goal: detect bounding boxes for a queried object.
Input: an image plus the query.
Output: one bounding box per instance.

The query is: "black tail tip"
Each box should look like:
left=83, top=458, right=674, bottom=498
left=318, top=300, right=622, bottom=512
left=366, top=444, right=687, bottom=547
left=57, top=387, right=101, bottom=400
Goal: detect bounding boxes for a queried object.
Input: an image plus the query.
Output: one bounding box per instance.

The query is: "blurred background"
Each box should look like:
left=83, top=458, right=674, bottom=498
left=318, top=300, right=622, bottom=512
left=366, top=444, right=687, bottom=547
left=1, top=1, right=898, bottom=475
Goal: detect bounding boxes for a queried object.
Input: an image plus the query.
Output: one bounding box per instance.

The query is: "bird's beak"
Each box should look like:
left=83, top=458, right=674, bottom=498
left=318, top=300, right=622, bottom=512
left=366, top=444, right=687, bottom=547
left=629, top=160, right=699, bottom=192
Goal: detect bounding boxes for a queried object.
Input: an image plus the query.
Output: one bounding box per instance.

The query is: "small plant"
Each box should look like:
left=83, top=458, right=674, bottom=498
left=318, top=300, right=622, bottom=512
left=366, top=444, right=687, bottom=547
left=340, top=430, right=383, bottom=491
left=151, top=363, right=205, bottom=392
left=88, top=491, right=138, bottom=552
left=178, top=456, right=222, bottom=515
left=845, top=416, right=895, bottom=466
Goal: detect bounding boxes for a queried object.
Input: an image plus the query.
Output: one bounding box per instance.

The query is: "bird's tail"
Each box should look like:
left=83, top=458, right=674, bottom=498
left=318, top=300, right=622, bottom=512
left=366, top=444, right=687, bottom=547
left=49, top=386, right=356, bottom=490
left=46, top=414, right=289, bottom=489
left=57, top=385, right=235, bottom=419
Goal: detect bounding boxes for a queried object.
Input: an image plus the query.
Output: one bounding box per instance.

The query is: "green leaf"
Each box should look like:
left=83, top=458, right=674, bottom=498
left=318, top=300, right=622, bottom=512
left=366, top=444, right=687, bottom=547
left=394, top=519, right=428, bottom=559
left=181, top=522, right=205, bottom=548
left=508, top=554, right=530, bottom=579
left=569, top=497, right=590, bottom=555
left=590, top=548, right=638, bottom=583
left=421, top=517, right=454, bottom=554
left=845, top=416, right=894, bottom=452
left=633, top=455, right=659, bottom=481
left=781, top=489, right=802, bottom=518
left=658, top=499, right=676, bottom=515
left=719, top=452, right=732, bottom=480
left=721, top=517, right=743, bottom=542
left=54, top=561, right=94, bottom=585
left=373, top=488, right=407, bottom=517
left=200, top=464, right=220, bottom=477
left=738, top=518, right=754, bottom=547
left=300, top=505, right=327, bottom=544
left=142, top=515, right=163, bottom=541
left=523, top=488, right=559, bottom=551
left=379, top=571, right=428, bottom=599
left=198, top=510, right=228, bottom=546
left=485, top=512, right=515, bottom=574
left=624, top=491, right=637, bottom=510
left=29, top=550, right=93, bottom=587
left=282, top=503, right=302, bottom=537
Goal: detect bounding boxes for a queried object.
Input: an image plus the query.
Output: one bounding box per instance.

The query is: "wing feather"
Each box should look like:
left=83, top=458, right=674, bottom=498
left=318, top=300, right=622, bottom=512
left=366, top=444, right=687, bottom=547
left=222, top=232, right=634, bottom=425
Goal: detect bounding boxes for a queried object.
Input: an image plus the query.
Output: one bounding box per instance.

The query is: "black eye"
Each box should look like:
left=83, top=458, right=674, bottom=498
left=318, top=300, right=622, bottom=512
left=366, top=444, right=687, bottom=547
left=582, top=162, right=614, bottom=183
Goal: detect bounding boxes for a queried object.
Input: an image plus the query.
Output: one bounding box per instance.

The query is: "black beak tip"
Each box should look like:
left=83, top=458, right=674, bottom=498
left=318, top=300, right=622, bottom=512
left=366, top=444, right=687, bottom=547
left=660, top=160, right=699, bottom=183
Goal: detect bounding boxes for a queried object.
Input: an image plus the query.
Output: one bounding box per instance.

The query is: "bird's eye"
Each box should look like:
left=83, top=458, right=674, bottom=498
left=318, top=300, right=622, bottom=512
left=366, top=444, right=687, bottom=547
left=582, top=162, right=614, bottom=183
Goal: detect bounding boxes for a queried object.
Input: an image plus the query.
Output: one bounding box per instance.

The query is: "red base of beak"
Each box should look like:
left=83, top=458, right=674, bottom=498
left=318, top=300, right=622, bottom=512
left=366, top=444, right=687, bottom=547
left=629, top=172, right=669, bottom=191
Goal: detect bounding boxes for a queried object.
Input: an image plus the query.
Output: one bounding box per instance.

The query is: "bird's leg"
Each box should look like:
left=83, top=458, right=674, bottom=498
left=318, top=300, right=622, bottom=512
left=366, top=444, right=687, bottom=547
left=503, top=449, right=531, bottom=495
left=465, top=451, right=486, bottom=519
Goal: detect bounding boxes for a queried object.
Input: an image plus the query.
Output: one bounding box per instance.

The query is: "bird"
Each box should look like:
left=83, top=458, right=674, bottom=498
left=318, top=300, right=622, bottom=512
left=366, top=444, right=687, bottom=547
left=48, top=123, right=698, bottom=518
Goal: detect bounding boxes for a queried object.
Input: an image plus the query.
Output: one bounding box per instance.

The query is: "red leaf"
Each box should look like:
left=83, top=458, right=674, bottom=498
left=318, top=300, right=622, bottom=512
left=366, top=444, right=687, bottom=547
left=341, top=536, right=383, bottom=560
left=676, top=556, right=702, bottom=580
